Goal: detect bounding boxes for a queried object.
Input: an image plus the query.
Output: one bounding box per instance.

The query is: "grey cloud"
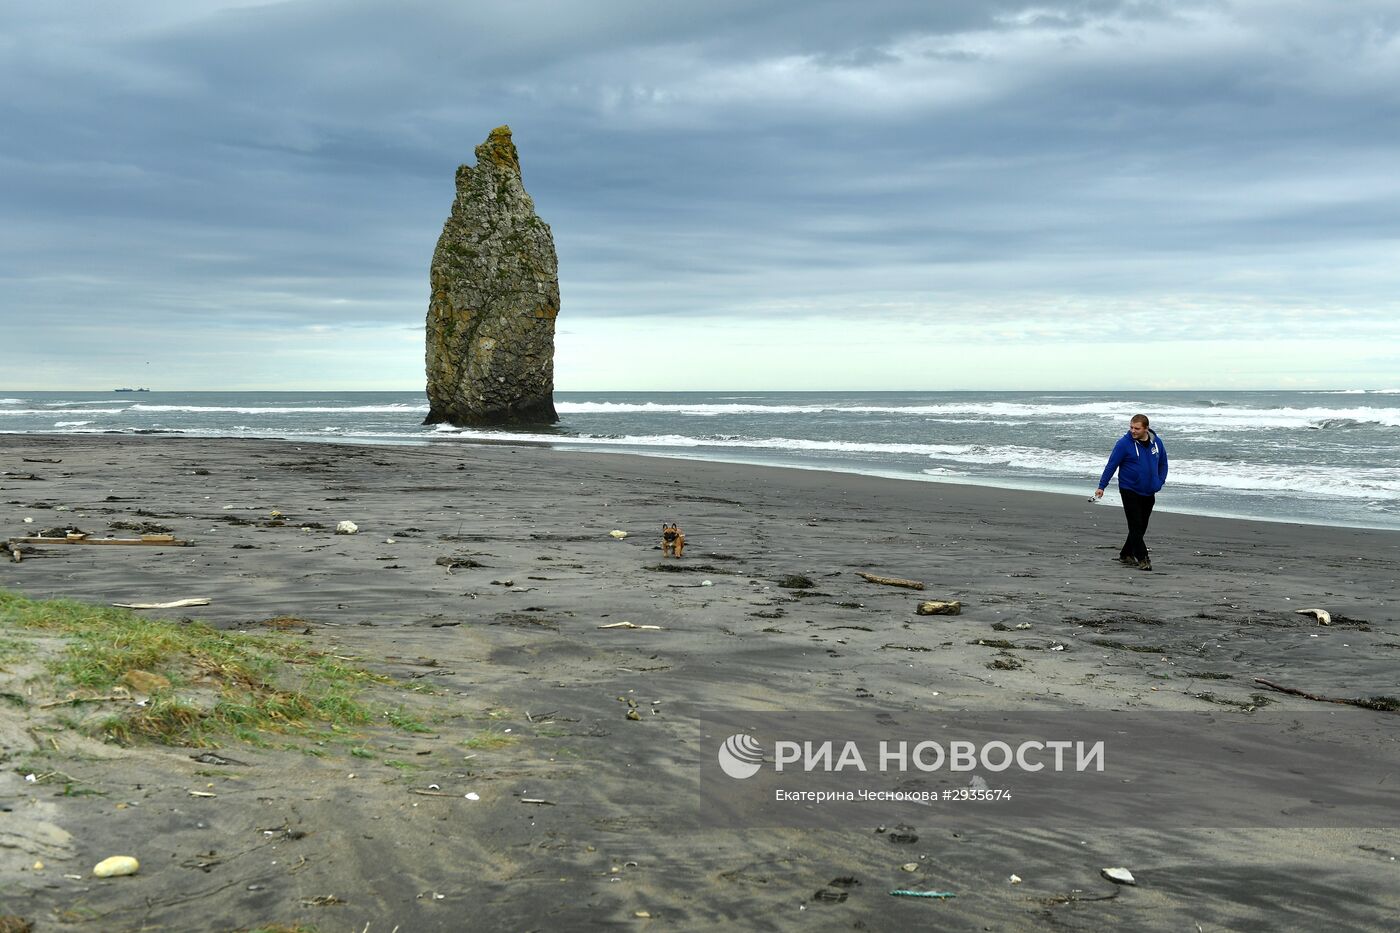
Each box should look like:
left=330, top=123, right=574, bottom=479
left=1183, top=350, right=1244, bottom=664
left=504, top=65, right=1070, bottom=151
left=2, top=0, right=1397, bottom=386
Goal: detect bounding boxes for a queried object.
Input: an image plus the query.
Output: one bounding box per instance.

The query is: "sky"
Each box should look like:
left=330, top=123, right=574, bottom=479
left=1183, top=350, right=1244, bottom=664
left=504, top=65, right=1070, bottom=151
left=2, top=0, right=1398, bottom=391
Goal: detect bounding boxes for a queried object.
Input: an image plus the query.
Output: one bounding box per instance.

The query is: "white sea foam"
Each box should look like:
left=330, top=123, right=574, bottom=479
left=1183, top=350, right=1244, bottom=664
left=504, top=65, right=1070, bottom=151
left=0, top=408, right=126, bottom=416
left=53, top=420, right=93, bottom=427
left=126, top=403, right=428, bottom=414
left=1166, top=460, right=1400, bottom=498
left=556, top=399, right=1400, bottom=429
left=432, top=428, right=1400, bottom=502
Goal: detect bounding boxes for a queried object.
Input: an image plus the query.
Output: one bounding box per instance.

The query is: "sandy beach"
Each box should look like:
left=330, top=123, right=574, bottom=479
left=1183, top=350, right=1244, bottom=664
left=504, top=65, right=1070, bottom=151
left=3, top=434, right=1398, bottom=932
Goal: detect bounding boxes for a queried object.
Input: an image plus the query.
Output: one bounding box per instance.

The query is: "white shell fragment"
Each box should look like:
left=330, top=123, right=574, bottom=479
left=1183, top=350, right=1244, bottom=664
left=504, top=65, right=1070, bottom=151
left=94, top=855, right=140, bottom=878
left=335, top=520, right=359, bottom=535
left=1101, top=867, right=1136, bottom=885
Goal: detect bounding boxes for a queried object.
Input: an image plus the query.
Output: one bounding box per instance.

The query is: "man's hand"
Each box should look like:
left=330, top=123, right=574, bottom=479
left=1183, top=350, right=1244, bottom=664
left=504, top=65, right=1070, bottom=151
left=1093, top=488, right=1104, bottom=499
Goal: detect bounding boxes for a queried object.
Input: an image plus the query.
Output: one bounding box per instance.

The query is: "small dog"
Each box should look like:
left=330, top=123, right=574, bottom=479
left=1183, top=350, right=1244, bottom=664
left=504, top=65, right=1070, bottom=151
left=661, top=522, right=686, bottom=558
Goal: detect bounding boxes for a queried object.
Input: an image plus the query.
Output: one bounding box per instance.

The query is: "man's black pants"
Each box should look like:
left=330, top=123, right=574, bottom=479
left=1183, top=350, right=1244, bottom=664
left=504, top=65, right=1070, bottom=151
left=1119, top=489, right=1156, bottom=562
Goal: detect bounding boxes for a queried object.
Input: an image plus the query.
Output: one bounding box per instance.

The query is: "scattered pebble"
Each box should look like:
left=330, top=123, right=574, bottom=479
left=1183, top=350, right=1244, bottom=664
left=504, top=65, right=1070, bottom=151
left=1101, top=867, right=1136, bottom=885
left=93, top=856, right=140, bottom=878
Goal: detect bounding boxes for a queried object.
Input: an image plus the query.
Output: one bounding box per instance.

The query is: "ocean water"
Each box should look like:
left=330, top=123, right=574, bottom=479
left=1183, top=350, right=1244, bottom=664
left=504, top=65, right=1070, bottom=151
left=3, top=389, right=1398, bottom=531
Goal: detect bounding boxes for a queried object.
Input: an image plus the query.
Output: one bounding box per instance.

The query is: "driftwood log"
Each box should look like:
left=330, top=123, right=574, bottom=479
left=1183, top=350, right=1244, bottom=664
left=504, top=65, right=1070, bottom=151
left=916, top=600, right=962, bottom=616
left=8, top=534, right=190, bottom=547
left=1253, top=678, right=1398, bottom=712
left=857, top=572, right=925, bottom=590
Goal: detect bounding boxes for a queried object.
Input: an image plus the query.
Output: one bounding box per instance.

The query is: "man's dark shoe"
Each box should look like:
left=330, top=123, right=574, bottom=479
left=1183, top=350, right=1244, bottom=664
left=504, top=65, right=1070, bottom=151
left=1116, top=555, right=1137, bottom=566
left=1137, top=558, right=1153, bottom=571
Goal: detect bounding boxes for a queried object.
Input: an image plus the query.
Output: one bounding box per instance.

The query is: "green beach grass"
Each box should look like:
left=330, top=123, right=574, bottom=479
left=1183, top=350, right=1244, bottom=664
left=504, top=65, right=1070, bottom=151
left=0, top=588, right=423, bottom=749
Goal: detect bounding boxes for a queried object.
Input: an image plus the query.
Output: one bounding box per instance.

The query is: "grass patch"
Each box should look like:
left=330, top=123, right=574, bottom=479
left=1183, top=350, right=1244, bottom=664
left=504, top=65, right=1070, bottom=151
left=0, top=588, right=427, bottom=749
left=384, top=708, right=433, bottom=734
left=462, top=728, right=518, bottom=750
left=0, top=633, right=31, bottom=664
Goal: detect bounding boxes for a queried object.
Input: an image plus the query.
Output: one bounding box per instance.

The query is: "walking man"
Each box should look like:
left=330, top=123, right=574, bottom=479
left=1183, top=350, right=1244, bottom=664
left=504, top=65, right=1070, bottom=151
left=1094, top=414, right=1168, bottom=571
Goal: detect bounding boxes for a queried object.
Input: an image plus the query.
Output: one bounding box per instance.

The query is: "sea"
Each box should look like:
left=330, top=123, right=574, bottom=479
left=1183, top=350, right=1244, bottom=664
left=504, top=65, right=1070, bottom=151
left=3, top=389, right=1398, bottom=531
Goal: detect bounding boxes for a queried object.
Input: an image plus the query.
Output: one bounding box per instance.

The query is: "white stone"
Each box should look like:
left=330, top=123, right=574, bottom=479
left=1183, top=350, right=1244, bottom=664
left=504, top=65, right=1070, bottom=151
left=93, top=855, right=140, bottom=878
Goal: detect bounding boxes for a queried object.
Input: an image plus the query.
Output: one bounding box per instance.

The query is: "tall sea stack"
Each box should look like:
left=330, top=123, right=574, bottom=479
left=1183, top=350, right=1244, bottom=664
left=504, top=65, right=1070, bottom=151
left=424, top=126, right=559, bottom=426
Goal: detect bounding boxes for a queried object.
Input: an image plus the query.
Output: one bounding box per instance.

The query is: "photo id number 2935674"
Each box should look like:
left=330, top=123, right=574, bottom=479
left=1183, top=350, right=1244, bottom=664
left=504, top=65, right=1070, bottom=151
left=944, top=788, right=1012, bottom=801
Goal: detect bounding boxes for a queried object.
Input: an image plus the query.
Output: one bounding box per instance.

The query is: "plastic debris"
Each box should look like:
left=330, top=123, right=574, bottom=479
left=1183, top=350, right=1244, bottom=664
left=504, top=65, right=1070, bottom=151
left=335, top=520, right=359, bottom=535
left=1009, top=874, right=1022, bottom=884
left=93, top=856, right=140, bottom=878
left=1101, top=867, right=1136, bottom=885
left=889, top=890, right=955, bottom=898
left=609, top=530, right=628, bottom=539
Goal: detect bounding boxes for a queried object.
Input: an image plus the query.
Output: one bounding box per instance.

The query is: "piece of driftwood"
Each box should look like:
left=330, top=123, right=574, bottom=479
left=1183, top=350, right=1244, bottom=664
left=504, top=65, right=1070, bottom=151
left=598, top=621, right=663, bottom=630
left=858, top=572, right=925, bottom=590
left=916, top=600, right=962, bottom=616
left=9, top=534, right=189, bottom=546
left=1295, top=608, right=1331, bottom=625
left=1253, top=678, right=1399, bottom=712
left=113, top=598, right=212, bottom=609
left=39, top=694, right=128, bottom=709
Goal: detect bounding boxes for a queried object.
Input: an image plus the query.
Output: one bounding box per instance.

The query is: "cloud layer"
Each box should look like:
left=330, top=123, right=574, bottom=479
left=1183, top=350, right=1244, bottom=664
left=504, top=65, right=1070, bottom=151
left=3, top=1, right=1397, bottom=389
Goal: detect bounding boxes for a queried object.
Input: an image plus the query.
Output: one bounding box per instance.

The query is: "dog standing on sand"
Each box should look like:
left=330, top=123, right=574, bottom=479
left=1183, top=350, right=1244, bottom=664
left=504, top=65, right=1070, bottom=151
left=661, top=522, right=685, bottom=558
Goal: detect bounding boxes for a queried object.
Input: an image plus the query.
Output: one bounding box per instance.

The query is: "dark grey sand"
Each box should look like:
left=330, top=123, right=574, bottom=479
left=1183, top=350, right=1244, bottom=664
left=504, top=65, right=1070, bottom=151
left=2, top=434, right=1397, bottom=932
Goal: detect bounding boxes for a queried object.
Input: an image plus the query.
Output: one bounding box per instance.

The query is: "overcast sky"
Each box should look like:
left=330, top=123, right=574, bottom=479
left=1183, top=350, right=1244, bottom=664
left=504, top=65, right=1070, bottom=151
left=3, top=0, right=1398, bottom=391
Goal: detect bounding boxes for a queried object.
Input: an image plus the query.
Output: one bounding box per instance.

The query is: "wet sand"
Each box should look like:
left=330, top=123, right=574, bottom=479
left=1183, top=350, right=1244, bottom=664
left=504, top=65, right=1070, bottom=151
left=2, top=434, right=1398, bottom=932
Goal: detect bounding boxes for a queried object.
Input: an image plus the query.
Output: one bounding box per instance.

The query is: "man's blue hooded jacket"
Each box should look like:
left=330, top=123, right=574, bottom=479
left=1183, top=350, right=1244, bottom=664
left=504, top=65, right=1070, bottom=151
left=1098, top=430, right=1168, bottom=496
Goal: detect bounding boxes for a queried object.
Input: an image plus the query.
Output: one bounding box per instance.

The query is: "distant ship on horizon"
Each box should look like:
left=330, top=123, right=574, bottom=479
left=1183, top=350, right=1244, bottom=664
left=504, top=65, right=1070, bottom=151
left=113, top=387, right=151, bottom=392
